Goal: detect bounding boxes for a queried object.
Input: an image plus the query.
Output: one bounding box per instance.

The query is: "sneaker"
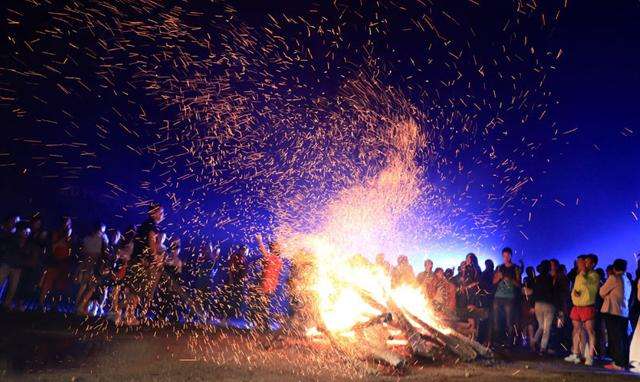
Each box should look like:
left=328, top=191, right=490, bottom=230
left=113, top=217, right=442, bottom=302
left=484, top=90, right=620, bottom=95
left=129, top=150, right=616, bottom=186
left=584, top=356, right=594, bottom=366
left=564, top=354, right=581, bottom=364
left=604, top=363, right=624, bottom=371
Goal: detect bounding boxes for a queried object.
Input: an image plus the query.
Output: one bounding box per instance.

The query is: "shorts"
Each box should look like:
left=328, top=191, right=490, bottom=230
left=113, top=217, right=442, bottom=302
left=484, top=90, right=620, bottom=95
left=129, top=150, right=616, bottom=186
left=570, top=305, right=596, bottom=322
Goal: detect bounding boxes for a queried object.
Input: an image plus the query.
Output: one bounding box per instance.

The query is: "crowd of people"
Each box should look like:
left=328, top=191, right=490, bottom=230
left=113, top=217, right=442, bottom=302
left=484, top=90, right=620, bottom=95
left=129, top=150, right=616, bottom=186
left=1, top=205, right=640, bottom=372
left=0, top=205, right=287, bottom=330
left=391, top=248, right=640, bottom=372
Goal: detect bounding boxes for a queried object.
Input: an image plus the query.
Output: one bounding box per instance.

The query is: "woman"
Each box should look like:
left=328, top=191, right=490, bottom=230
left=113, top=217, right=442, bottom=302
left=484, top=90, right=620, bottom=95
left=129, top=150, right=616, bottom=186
left=532, top=260, right=557, bottom=354
left=458, top=253, right=482, bottom=338
left=521, top=266, right=537, bottom=350
left=39, top=217, right=73, bottom=310
left=631, top=275, right=640, bottom=373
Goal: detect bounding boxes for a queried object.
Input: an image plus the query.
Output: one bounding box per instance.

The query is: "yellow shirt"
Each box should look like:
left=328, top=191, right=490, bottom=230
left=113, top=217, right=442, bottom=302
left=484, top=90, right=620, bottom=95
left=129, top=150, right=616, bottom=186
left=571, top=270, right=600, bottom=307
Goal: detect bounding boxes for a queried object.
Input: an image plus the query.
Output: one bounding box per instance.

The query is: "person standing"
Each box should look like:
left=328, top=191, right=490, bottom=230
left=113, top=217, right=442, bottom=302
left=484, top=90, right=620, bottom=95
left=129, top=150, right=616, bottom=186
left=225, top=245, right=248, bottom=319
left=600, top=259, right=632, bottom=370
left=76, top=222, right=108, bottom=315
left=124, top=203, right=164, bottom=325
left=492, top=247, right=521, bottom=347
left=0, top=222, right=29, bottom=309
left=564, top=254, right=600, bottom=366
left=392, top=255, right=415, bottom=287
left=459, top=253, right=482, bottom=338
left=16, top=215, right=47, bottom=310
left=478, top=259, right=495, bottom=344
left=521, top=266, right=537, bottom=350
left=254, top=234, right=283, bottom=331
left=550, top=258, right=571, bottom=353
left=432, top=267, right=456, bottom=319
left=532, top=260, right=557, bottom=354
left=111, top=227, right=135, bottom=325
left=416, top=259, right=434, bottom=297
left=39, top=217, right=73, bottom=311
left=630, top=276, right=640, bottom=373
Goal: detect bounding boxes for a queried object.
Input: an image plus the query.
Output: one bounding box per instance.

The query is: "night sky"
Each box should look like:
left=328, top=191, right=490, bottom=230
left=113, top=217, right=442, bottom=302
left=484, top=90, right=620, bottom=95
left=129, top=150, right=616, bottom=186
left=0, top=0, right=638, bottom=270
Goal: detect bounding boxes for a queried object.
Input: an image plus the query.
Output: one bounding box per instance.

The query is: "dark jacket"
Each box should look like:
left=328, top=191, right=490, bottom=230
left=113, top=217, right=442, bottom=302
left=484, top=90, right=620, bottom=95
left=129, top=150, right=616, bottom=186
left=533, top=273, right=556, bottom=304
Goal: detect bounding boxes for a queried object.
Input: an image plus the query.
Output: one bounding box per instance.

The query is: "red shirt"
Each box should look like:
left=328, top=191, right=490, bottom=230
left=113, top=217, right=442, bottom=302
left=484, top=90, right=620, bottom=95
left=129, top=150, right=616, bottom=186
left=261, top=253, right=282, bottom=294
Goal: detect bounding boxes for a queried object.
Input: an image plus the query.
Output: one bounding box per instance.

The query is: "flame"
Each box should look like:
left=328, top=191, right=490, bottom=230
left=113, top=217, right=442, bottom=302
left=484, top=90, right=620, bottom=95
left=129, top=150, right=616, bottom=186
left=281, top=119, right=451, bottom=339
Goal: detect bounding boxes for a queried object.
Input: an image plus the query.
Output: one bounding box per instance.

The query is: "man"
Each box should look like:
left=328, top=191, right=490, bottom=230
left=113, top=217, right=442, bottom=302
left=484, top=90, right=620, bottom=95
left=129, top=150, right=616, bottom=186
left=432, top=267, right=456, bottom=318
left=564, top=254, right=600, bottom=366
left=39, top=217, right=73, bottom=311
left=492, top=247, right=521, bottom=347
left=416, top=259, right=434, bottom=296
left=550, top=258, right=571, bottom=352
left=392, top=255, right=415, bottom=287
left=76, top=222, right=108, bottom=315
left=225, top=245, right=248, bottom=319
left=600, top=259, right=632, bottom=370
left=255, top=234, right=283, bottom=331
left=18, top=215, right=47, bottom=309
left=0, top=221, right=28, bottom=309
left=375, top=253, right=391, bottom=275
left=478, top=259, right=495, bottom=344
left=124, top=203, right=164, bottom=325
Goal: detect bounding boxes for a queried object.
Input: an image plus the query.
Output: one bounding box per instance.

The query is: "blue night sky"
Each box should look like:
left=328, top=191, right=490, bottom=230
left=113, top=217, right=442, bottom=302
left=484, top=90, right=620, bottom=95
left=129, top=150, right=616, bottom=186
left=0, top=0, right=638, bottom=270
left=506, top=1, right=640, bottom=267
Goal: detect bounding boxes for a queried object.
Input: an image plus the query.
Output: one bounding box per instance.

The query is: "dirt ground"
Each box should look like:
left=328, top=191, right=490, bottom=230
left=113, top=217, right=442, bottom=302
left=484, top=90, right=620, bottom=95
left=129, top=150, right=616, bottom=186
left=1, top=312, right=639, bottom=382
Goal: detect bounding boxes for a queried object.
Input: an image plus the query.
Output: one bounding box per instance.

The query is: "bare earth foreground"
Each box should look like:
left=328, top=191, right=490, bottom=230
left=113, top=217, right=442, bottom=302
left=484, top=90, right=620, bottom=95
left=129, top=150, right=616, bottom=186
left=1, top=312, right=639, bottom=382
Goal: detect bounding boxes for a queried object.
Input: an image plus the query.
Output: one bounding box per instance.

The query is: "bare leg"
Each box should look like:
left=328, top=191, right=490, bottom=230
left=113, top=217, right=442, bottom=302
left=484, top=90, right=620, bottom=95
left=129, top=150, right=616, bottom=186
left=528, top=323, right=536, bottom=351
left=571, top=320, right=583, bottom=356
left=125, top=290, right=140, bottom=326
left=584, top=319, right=596, bottom=359
left=77, top=285, right=96, bottom=315
left=39, top=273, right=51, bottom=308
left=3, top=268, right=22, bottom=308
left=112, top=284, right=123, bottom=324
left=76, top=271, right=87, bottom=304
left=98, top=286, right=109, bottom=316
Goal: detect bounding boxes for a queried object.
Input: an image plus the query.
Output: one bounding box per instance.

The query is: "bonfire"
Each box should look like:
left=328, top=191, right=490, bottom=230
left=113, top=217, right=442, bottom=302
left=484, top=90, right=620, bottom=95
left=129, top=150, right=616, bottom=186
left=280, top=120, right=493, bottom=367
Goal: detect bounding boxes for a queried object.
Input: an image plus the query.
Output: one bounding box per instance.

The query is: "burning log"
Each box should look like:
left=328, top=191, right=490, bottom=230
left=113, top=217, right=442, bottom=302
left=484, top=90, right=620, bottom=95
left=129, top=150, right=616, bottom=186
left=357, top=285, right=491, bottom=364
left=297, top=253, right=492, bottom=368
left=355, top=324, right=407, bottom=368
